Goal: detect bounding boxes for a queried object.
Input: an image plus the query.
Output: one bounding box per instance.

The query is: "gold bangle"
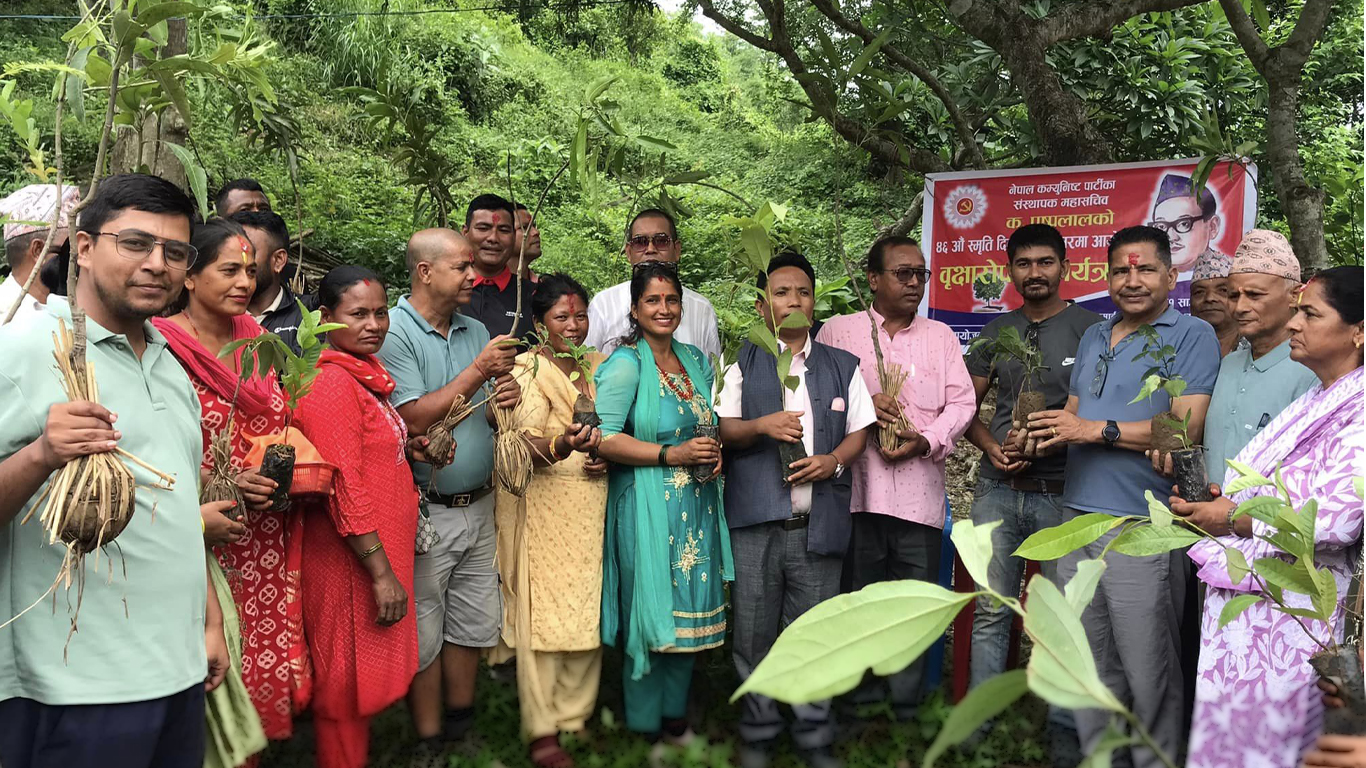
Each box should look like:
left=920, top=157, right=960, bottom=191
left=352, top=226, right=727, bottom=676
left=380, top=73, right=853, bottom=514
left=548, top=437, right=565, bottom=462
left=359, top=541, right=384, bottom=560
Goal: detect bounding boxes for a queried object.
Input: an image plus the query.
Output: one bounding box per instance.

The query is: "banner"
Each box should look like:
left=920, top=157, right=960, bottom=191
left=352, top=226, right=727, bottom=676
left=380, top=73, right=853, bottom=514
left=921, top=158, right=1258, bottom=346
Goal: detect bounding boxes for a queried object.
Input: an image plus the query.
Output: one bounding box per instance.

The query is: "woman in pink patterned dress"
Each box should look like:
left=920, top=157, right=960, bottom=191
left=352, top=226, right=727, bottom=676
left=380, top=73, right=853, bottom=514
left=1174, top=266, right=1363, bottom=768
left=153, top=218, right=310, bottom=758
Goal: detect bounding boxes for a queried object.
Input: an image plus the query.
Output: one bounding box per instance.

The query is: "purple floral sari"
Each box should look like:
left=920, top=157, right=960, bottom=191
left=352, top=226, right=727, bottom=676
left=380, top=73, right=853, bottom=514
left=1187, top=365, right=1364, bottom=768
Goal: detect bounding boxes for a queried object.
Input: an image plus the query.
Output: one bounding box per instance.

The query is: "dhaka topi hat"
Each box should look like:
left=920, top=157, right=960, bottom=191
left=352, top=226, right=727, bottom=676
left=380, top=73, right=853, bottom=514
left=1231, top=229, right=1300, bottom=282
left=1, top=184, right=81, bottom=242
left=1191, top=249, right=1232, bottom=282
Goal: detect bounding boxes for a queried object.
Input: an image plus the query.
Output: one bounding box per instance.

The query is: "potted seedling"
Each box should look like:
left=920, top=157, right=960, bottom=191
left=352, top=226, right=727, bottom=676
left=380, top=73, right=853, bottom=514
left=221, top=300, right=345, bottom=511
left=1127, top=325, right=1210, bottom=502
left=968, top=325, right=1050, bottom=424
left=553, top=335, right=601, bottom=429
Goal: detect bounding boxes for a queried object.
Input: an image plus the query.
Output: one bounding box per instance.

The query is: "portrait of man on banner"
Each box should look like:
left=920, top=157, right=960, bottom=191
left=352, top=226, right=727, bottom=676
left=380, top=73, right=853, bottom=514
left=1148, top=173, right=1226, bottom=275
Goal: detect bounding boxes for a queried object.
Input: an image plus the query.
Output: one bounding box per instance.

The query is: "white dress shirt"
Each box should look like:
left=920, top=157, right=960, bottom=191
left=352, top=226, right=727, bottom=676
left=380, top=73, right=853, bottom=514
left=585, top=281, right=722, bottom=360
left=0, top=274, right=42, bottom=323
left=716, top=336, right=877, bottom=514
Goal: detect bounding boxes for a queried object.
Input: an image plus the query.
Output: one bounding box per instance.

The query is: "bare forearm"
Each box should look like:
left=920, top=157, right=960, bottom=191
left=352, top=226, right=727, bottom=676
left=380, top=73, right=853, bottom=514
left=965, top=417, right=999, bottom=454
left=205, top=565, right=223, bottom=630
left=0, top=442, right=54, bottom=526
left=831, top=429, right=867, bottom=465
left=596, top=434, right=666, bottom=466
left=344, top=531, right=393, bottom=581
left=398, top=367, right=488, bottom=433
left=719, top=417, right=763, bottom=450
left=527, top=435, right=563, bottom=467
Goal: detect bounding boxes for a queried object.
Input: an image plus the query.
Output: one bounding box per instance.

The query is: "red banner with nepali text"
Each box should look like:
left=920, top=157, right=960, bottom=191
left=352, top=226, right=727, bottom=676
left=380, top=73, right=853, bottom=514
left=920, top=158, right=1258, bottom=347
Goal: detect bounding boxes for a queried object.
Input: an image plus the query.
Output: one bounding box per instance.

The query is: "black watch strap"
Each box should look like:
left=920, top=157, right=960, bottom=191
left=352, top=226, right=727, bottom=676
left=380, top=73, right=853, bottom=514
left=1103, top=420, right=1120, bottom=447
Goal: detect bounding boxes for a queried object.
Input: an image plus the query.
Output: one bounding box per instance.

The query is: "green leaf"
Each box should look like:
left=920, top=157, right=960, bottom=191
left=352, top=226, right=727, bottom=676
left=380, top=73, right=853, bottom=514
left=1077, top=722, right=1139, bottom=768
left=733, top=580, right=974, bottom=705
left=950, top=520, right=1000, bottom=594
left=1254, top=558, right=1317, bottom=597
left=1014, top=513, right=1129, bottom=561
left=634, top=134, right=676, bottom=154
left=1310, top=564, right=1339, bottom=622
left=585, top=73, right=619, bottom=103
left=163, top=142, right=208, bottom=221
left=1128, top=374, right=1162, bottom=405
left=748, top=323, right=779, bottom=357
left=777, top=311, right=811, bottom=331
left=1023, top=575, right=1124, bottom=712
left=848, top=28, right=893, bottom=80
left=1064, top=559, right=1107, bottom=614
left=1224, top=460, right=1273, bottom=494
left=1353, top=476, right=1363, bottom=500
left=663, top=170, right=711, bottom=185
left=776, top=348, right=796, bottom=393
left=1225, top=547, right=1250, bottom=584
left=1107, top=525, right=1201, bottom=557
left=1218, top=594, right=1262, bottom=628
left=921, top=669, right=1028, bottom=768
left=738, top=222, right=773, bottom=273
left=150, top=68, right=193, bottom=133
left=135, top=1, right=205, bottom=27
left=66, top=47, right=89, bottom=122
left=1162, top=378, right=1187, bottom=399
left=1144, top=490, right=1173, bottom=528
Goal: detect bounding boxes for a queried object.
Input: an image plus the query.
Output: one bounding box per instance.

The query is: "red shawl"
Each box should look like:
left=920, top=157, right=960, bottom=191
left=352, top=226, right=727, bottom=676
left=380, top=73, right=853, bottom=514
left=152, top=314, right=281, bottom=415
left=318, top=349, right=397, bottom=397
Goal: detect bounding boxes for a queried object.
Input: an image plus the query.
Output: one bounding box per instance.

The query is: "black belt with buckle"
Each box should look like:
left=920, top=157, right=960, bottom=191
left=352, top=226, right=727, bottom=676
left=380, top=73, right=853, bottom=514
left=424, top=486, right=493, bottom=508
left=1007, top=476, right=1065, bottom=495
left=781, top=515, right=811, bottom=531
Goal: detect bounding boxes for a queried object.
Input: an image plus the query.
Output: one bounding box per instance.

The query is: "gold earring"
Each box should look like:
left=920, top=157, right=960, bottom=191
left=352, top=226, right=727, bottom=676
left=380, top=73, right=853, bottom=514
left=1355, top=338, right=1363, bottom=350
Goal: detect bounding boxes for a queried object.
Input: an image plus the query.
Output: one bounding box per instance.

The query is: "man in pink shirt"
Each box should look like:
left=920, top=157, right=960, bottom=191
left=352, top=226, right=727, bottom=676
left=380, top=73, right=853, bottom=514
left=815, top=235, right=976, bottom=719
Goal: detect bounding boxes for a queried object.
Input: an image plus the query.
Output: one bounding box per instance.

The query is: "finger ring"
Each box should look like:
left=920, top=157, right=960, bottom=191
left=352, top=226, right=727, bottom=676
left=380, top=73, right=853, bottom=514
left=1052, top=427, right=1059, bottom=437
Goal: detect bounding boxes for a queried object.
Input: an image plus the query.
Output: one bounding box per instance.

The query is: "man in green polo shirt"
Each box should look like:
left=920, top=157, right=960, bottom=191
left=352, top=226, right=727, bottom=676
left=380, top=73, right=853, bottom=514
left=1200, top=229, right=1317, bottom=483
left=378, top=227, right=521, bottom=765
left=0, top=174, right=231, bottom=767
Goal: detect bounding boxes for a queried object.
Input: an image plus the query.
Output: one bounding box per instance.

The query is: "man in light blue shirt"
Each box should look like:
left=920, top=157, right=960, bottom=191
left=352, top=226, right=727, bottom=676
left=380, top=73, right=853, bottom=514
left=1204, top=230, right=1317, bottom=482
left=1025, top=226, right=1219, bottom=768
left=0, top=174, right=231, bottom=767
left=379, top=227, right=521, bottom=763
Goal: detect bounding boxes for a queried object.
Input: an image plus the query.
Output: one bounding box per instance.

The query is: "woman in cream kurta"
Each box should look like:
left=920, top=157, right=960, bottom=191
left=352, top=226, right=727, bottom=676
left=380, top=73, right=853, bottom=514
left=492, top=274, right=609, bottom=768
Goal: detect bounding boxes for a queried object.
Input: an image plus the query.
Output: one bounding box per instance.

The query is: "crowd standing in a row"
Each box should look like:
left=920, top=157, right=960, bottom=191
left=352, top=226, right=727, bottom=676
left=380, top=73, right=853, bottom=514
left=0, top=174, right=1360, bottom=768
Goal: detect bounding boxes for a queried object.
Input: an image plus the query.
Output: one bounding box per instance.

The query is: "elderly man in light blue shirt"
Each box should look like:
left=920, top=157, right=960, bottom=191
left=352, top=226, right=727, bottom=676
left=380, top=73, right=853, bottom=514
left=1203, top=229, right=1317, bottom=482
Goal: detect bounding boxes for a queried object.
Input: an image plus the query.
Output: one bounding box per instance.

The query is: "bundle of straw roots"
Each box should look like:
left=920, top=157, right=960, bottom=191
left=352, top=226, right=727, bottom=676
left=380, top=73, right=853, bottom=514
left=493, top=403, right=532, bottom=497
left=201, top=425, right=245, bottom=509
left=878, top=363, right=911, bottom=452
left=424, top=394, right=470, bottom=468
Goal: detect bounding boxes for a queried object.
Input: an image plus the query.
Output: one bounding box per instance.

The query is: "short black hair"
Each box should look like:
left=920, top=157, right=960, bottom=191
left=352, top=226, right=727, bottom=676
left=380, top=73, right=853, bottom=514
left=230, top=209, right=290, bottom=255
left=531, top=272, right=591, bottom=323
left=627, top=208, right=677, bottom=240
left=1007, top=224, right=1066, bottom=261
left=318, top=265, right=385, bottom=310
left=214, top=178, right=265, bottom=213
left=757, top=250, right=816, bottom=292
left=77, top=173, right=197, bottom=237
left=188, top=217, right=251, bottom=277
left=464, top=193, right=515, bottom=226
left=1107, top=225, right=1172, bottom=268
left=1311, top=265, right=1364, bottom=325
left=514, top=202, right=529, bottom=212
left=5, top=231, right=42, bottom=269
left=867, top=235, right=918, bottom=273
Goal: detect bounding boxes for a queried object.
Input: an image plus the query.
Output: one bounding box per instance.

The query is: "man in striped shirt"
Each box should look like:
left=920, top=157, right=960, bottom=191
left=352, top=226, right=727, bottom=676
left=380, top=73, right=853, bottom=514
left=584, top=209, right=722, bottom=360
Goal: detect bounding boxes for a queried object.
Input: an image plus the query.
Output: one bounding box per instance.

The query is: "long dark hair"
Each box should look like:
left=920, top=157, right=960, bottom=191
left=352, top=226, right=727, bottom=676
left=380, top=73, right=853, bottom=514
left=617, top=261, right=683, bottom=347
left=318, top=265, right=385, bottom=310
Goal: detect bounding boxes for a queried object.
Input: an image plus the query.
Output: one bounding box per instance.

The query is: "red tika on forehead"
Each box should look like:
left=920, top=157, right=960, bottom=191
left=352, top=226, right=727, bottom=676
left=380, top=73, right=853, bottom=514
left=1127, top=252, right=1140, bottom=267
left=361, top=278, right=372, bottom=286
left=239, top=236, right=251, bottom=264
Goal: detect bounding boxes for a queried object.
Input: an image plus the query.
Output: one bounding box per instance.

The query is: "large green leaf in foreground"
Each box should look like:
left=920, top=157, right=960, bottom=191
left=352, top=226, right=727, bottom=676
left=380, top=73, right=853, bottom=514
left=1023, top=574, right=1124, bottom=713
left=733, top=580, right=974, bottom=705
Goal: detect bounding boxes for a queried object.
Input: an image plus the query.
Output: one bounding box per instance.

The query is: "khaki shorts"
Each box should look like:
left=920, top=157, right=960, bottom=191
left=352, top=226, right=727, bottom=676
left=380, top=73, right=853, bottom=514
left=413, top=493, right=502, bottom=671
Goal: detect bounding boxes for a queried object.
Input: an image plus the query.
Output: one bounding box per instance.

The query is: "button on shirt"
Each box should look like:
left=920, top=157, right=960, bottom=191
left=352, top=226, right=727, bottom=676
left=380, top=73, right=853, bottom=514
left=1203, top=339, right=1317, bottom=483
left=378, top=296, right=494, bottom=494
left=816, top=310, right=976, bottom=528
left=585, top=281, right=722, bottom=361
left=1064, top=307, right=1220, bottom=516
left=0, top=297, right=207, bottom=705
left=716, top=336, right=877, bottom=514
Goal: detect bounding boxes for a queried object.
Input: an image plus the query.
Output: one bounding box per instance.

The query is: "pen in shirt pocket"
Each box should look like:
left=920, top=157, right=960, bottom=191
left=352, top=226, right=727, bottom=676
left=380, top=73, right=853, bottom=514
left=1256, top=412, right=1271, bottom=430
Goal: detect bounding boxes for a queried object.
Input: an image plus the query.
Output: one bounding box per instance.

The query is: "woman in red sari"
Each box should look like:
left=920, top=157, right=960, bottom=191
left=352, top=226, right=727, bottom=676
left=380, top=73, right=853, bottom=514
left=294, top=266, right=440, bottom=768
left=152, top=217, right=309, bottom=755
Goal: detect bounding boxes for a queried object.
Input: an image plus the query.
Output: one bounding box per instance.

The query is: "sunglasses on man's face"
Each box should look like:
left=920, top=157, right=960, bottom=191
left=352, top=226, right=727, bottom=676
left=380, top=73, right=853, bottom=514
left=627, top=233, right=676, bottom=252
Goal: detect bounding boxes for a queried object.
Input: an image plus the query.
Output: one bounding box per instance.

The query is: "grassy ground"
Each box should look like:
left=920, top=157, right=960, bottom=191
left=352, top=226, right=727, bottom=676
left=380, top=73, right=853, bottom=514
left=263, top=643, right=1052, bottom=768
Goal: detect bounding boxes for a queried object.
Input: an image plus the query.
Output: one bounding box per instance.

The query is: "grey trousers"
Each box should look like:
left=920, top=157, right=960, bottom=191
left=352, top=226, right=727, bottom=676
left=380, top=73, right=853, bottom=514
left=844, top=512, right=941, bottom=718
left=731, top=521, right=843, bottom=749
left=1056, top=513, right=1188, bottom=768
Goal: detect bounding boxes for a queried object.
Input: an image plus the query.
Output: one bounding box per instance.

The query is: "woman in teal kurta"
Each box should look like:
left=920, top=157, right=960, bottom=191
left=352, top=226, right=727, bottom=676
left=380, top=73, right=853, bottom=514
left=595, top=262, right=733, bottom=741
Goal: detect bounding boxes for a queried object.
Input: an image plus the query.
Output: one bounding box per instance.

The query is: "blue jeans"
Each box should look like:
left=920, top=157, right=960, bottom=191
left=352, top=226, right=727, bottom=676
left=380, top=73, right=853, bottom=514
left=967, top=477, right=1074, bottom=736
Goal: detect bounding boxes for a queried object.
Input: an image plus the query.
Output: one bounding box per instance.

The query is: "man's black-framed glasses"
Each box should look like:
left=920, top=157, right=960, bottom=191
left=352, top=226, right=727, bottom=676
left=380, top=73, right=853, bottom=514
left=883, top=267, right=931, bottom=285
left=627, top=233, right=677, bottom=252
left=96, top=229, right=198, bottom=271
left=1147, top=215, right=1207, bottom=235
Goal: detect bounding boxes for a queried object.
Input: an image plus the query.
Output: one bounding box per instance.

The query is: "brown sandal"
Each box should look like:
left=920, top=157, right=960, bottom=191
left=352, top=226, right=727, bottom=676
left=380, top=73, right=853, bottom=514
left=530, top=736, right=575, bottom=768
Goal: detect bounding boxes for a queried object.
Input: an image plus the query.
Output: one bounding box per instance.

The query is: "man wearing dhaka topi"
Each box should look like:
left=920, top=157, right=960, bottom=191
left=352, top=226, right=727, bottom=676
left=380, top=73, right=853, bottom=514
left=1148, top=173, right=1227, bottom=275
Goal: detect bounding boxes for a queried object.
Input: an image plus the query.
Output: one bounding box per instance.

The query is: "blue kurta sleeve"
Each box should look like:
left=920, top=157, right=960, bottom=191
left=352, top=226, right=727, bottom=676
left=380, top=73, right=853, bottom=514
left=594, top=346, right=641, bottom=438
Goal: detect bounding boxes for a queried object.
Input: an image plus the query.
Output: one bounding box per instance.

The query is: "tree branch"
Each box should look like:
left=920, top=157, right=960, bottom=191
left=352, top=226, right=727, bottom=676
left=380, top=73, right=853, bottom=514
left=1282, top=0, right=1333, bottom=65
left=1040, top=0, right=1208, bottom=47
left=806, top=0, right=986, bottom=168
left=1216, top=0, right=1272, bottom=66
left=878, top=190, right=924, bottom=239
left=695, top=0, right=779, bottom=52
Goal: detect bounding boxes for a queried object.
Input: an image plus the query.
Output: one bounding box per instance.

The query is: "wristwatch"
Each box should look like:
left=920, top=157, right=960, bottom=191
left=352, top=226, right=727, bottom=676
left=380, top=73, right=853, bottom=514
left=1102, top=420, right=1120, bottom=448
left=829, top=455, right=846, bottom=478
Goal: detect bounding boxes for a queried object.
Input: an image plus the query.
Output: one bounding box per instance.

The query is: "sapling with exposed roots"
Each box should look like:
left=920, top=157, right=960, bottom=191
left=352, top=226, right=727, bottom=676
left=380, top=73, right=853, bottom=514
left=1128, top=324, right=1210, bottom=501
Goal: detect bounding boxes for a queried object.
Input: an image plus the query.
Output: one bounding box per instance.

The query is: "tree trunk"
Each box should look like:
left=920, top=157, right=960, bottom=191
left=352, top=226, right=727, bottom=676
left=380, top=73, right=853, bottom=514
left=111, top=18, right=189, bottom=189
left=995, top=34, right=1114, bottom=165
left=1265, top=77, right=1330, bottom=272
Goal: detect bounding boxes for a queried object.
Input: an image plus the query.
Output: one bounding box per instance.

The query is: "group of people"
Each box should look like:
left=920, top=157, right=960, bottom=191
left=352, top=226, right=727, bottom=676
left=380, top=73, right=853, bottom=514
left=0, top=172, right=1359, bottom=768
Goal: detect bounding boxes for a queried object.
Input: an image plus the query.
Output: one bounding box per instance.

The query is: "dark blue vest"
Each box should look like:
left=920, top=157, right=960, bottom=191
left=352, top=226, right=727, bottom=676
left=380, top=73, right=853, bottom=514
left=723, top=339, right=860, bottom=556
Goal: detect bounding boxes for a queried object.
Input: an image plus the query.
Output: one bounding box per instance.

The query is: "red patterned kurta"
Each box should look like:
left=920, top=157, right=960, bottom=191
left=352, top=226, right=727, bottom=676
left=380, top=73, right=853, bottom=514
left=294, top=354, right=420, bottom=724
left=156, top=315, right=310, bottom=743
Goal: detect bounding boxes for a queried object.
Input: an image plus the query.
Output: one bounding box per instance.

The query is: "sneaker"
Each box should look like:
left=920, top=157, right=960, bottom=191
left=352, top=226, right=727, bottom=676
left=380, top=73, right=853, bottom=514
left=737, top=741, right=774, bottom=768
left=798, top=746, right=844, bottom=768
left=409, top=738, right=446, bottom=768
